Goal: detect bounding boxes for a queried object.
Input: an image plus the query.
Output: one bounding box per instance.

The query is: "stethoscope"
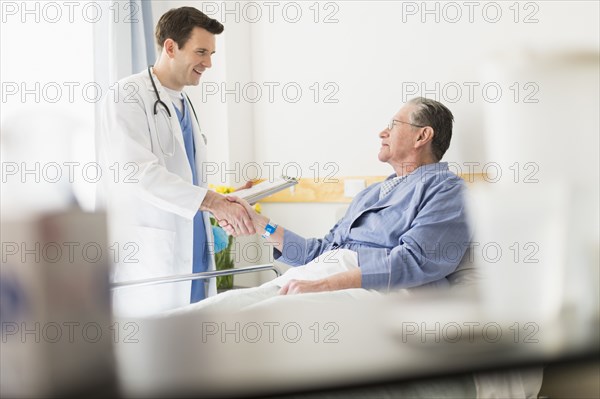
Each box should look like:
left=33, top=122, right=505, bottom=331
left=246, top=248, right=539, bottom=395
left=148, top=66, right=204, bottom=157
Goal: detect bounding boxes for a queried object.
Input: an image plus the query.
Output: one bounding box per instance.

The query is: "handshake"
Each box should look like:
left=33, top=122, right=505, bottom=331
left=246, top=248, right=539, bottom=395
left=200, top=187, right=269, bottom=237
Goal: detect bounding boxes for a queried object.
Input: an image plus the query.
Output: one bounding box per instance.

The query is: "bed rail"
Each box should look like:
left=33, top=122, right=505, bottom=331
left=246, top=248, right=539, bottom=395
left=111, top=264, right=281, bottom=290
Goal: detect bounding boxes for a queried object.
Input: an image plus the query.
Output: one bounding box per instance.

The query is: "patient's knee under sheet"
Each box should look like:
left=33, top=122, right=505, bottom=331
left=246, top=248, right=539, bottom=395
left=163, top=285, right=280, bottom=316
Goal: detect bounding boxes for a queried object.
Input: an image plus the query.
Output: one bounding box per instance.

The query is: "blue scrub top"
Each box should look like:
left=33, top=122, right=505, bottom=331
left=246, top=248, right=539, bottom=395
left=174, top=98, right=208, bottom=303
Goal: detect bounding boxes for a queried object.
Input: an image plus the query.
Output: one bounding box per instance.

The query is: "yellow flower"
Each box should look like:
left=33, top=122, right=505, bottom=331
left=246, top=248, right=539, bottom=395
left=210, top=184, right=235, bottom=194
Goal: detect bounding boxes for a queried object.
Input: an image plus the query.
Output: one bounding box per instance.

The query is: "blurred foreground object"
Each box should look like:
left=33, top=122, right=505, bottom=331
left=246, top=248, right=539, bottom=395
left=1, top=208, right=115, bottom=397
left=476, top=49, right=600, bottom=325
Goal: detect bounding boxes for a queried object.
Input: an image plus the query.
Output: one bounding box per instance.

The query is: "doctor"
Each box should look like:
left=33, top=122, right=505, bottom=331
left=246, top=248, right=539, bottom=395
left=97, top=7, right=254, bottom=317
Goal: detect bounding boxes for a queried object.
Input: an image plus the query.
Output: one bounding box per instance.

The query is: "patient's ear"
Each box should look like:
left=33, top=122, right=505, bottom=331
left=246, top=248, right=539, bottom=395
left=415, top=127, right=434, bottom=148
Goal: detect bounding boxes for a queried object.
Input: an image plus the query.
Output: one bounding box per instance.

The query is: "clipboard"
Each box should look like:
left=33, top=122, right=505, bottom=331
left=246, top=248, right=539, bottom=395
left=232, top=176, right=299, bottom=204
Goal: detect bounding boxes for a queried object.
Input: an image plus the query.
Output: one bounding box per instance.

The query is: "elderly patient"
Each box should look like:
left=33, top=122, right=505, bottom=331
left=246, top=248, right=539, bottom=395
left=220, top=96, right=470, bottom=298
left=166, top=97, right=541, bottom=399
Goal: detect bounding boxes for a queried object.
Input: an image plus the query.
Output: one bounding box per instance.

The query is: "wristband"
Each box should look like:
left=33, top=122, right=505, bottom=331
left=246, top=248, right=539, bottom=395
left=261, top=221, right=278, bottom=239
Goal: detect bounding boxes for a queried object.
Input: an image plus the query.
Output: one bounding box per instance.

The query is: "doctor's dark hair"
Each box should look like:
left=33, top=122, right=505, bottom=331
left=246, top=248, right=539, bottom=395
left=407, top=97, right=454, bottom=161
left=155, top=7, right=224, bottom=49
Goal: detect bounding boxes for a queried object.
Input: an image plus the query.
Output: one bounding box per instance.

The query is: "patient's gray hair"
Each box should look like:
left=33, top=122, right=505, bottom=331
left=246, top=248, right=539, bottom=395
left=407, top=97, right=454, bottom=161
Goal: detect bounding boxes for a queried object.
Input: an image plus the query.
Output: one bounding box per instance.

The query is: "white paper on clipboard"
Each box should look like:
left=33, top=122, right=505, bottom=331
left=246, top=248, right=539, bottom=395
left=231, top=176, right=299, bottom=204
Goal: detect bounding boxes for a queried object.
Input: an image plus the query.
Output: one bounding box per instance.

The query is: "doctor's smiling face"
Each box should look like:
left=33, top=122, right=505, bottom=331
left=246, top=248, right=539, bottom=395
left=153, top=7, right=224, bottom=91
left=168, top=27, right=216, bottom=89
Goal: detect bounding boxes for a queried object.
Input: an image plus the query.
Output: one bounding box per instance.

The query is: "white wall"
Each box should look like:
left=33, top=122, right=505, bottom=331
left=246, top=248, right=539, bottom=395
left=249, top=0, right=598, bottom=172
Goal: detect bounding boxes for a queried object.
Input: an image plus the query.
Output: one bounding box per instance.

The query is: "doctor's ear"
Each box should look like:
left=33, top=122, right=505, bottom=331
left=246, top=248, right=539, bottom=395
left=162, top=38, right=177, bottom=57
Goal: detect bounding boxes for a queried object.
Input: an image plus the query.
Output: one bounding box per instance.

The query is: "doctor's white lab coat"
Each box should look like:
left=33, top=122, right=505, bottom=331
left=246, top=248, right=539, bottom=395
left=96, top=69, right=217, bottom=317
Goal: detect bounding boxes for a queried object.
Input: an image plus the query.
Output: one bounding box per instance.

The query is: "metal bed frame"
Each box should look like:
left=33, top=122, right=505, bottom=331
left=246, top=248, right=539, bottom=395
left=111, top=264, right=281, bottom=289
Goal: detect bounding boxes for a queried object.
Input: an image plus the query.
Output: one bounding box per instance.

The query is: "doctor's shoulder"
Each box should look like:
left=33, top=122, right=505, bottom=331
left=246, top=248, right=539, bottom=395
left=102, top=71, right=148, bottom=110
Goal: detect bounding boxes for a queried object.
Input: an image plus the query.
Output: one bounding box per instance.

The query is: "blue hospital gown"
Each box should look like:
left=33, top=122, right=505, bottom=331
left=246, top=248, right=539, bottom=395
left=274, top=162, right=471, bottom=290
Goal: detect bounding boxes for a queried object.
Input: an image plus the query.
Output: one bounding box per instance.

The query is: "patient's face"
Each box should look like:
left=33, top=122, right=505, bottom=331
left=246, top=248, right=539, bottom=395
left=378, top=104, right=419, bottom=166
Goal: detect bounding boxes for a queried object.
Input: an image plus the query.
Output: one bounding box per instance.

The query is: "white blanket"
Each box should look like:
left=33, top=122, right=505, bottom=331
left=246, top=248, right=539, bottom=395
left=263, top=248, right=360, bottom=288
left=162, top=249, right=374, bottom=316
left=156, top=249, right=542, bottom=399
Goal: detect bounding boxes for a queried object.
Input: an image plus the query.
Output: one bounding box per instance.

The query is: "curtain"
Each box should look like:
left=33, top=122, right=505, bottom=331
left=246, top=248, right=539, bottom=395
left=93, top=0, right=156, bottom=89
left=92, top=0, right=156, bottom=211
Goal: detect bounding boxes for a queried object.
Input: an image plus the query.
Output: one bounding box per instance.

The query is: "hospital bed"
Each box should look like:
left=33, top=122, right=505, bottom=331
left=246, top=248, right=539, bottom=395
left=109, top=250, right=553, bottom=399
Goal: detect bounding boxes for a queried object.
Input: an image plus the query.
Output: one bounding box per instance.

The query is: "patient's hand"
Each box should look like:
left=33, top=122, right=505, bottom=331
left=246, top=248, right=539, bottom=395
left=278, top=279, right=329, bottom=295
left=222, top=196, right=269, bottom=235
left=278, top=269, right=362, bottom=295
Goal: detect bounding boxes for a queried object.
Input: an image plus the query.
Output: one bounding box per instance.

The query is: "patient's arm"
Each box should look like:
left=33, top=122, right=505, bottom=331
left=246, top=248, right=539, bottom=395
left=223, top=197, right=361, bottom=294
left=278, top=268, right=361, bottom=295
left=222, top=196, right=285, bottom=251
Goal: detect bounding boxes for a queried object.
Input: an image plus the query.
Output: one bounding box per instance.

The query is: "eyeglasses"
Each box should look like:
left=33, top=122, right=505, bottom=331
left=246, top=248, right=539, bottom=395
left=388, top=119, right=426, bottom=130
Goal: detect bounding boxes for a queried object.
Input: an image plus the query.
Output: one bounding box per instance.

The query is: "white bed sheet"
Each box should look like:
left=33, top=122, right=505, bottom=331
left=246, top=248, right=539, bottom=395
left=155, top=249, right=542, bottom=399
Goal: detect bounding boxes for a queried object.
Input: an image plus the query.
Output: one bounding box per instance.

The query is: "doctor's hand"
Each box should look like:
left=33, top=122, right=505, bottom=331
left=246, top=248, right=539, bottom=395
left=221, top=196, right=269, bottom=235
left=200, top=191, right=255, bottom=236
